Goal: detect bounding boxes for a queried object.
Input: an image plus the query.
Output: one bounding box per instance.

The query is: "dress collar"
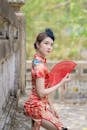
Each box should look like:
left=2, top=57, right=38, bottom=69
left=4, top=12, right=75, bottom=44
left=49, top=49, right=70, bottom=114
left=34, top=53, right=46, bottom=63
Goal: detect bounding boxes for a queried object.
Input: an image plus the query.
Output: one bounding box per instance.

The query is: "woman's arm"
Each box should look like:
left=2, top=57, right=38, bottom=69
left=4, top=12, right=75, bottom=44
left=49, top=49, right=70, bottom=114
left=36, top=74, right=70, bottom=98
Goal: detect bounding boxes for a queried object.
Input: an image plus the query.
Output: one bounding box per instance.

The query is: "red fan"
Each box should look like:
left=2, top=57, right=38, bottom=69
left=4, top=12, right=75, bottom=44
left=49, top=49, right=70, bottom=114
left=48, top=60, right=77, bottom=87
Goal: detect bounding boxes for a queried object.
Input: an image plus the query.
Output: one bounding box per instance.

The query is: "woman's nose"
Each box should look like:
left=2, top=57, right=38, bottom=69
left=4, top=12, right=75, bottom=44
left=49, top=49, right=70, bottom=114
left=48, top=46, right=52, bottom=52
left=48, top=45, right=52, bottom=50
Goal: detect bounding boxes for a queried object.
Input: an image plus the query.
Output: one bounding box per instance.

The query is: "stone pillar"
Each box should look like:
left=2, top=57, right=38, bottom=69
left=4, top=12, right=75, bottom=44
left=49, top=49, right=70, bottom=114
left=17, top=13, right=26, bottom=94
left=8, top=0, right=26, bottom=94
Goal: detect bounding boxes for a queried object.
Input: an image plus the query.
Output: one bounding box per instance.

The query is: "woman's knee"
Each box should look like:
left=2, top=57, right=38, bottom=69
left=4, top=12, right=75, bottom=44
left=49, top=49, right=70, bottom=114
left=41, top=119, right=58, bottom=130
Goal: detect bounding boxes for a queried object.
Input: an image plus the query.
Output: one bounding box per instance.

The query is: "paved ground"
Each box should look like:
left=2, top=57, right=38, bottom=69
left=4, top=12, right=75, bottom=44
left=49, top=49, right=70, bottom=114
left=13, top=86, right=87, bottom=130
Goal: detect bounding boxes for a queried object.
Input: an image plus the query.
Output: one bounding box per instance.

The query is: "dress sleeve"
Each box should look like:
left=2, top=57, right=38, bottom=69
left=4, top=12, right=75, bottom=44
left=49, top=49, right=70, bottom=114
left=32, top=59, right=45, bottom=78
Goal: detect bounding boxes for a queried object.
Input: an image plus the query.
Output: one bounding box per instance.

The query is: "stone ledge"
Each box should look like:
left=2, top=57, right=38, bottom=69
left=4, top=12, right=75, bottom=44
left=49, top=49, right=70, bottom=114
left=8, top=0, right=25, bottom=11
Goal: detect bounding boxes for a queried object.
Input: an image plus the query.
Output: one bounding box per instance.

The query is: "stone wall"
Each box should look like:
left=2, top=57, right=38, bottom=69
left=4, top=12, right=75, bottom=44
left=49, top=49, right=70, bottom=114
left=0, top=0, right=25, bottom=129
left=64, top=61, right=87, bottom=103
left=0, top=52, right=20, bottom=130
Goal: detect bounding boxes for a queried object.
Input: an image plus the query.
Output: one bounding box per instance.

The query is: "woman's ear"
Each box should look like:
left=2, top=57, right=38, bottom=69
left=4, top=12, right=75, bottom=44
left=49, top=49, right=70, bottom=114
left=36, top=42, right=39, bottom=49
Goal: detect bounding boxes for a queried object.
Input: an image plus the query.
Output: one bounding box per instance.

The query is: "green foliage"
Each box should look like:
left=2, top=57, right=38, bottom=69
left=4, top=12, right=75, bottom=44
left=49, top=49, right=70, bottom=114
left=21, top=0, right=87, bottom=60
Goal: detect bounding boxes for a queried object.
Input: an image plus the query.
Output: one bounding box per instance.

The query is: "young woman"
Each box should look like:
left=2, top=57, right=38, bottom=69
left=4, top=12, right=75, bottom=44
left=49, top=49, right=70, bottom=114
left=24, top=28, right=69, bottom=130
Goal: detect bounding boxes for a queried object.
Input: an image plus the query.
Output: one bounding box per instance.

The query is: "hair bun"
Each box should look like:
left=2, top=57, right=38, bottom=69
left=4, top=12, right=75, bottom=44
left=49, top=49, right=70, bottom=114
left=45, top=28, right=55, bottom=41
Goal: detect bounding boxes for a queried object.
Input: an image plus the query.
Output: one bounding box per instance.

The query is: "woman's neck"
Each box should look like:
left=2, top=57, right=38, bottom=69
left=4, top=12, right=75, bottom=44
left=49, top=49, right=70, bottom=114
left=36, top=51, right=45, bottom=59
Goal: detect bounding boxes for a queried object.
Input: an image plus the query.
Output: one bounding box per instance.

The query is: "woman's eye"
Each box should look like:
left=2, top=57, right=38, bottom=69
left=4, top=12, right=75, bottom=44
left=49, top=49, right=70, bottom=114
left=44, top=42, right=53, bottom=47
left=44, top=42, right=48, bottom=45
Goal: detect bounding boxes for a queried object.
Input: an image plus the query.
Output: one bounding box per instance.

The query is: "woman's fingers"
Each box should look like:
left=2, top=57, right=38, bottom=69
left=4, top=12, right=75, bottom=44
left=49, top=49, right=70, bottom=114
left=62, top=73, right=71, bottom=83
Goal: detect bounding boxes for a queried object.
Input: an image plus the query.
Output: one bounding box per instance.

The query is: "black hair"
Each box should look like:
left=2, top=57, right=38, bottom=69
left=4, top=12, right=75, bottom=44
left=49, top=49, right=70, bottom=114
left=34, top=28, right=55, bottom=49
left=45, top=28, right=55, bottom=41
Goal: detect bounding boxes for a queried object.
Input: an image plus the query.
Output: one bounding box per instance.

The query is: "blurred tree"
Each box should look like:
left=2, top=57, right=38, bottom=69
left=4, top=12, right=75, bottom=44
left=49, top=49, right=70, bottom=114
left=21, top=0, right=87, bottom=60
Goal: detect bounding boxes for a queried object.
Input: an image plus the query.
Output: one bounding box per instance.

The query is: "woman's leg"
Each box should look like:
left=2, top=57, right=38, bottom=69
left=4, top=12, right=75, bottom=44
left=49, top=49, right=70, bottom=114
left=31, top=119, right=35, bottom=130
left=31, top=119, right=59, bottom=130
left=41, top=119, right=61, bottom=130
left=31, top=119, right=41, bottom=130
left=31, top=119, right=68, bottom=130
left=41, top=119, right=68, bottom=130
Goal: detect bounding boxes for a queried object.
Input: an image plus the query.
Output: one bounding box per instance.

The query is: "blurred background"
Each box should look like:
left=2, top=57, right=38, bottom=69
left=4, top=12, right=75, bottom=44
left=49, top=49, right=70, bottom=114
left=21, top=0, right=87, bottom=60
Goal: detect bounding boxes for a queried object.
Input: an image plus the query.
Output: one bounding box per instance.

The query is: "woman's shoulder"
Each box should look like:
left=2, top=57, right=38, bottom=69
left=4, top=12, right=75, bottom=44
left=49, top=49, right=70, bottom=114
left=32, top=54, right=45, bottom=65
left=32, top=58, right=42, bottom=65
left=32, top=54, right=43, bottom=66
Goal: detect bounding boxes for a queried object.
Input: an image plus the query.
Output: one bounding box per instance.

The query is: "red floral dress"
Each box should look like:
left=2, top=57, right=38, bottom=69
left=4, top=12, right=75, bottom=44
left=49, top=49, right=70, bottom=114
left=24, top=54, right=63, bottom=130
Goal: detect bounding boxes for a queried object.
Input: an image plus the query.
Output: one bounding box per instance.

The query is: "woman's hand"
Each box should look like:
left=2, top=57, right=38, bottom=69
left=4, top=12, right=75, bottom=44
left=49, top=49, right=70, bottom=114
left=62, top=73, right=71, bottom=84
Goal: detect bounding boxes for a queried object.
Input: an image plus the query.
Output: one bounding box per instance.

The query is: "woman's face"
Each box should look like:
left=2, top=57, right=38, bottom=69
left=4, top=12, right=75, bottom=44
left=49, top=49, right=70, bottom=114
left=37, top=37, right=54, bottom=57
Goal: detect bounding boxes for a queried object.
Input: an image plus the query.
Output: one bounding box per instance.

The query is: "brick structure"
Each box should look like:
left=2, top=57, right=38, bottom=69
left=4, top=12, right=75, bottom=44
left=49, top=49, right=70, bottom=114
left=0, top=0, right=26, bottom=129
